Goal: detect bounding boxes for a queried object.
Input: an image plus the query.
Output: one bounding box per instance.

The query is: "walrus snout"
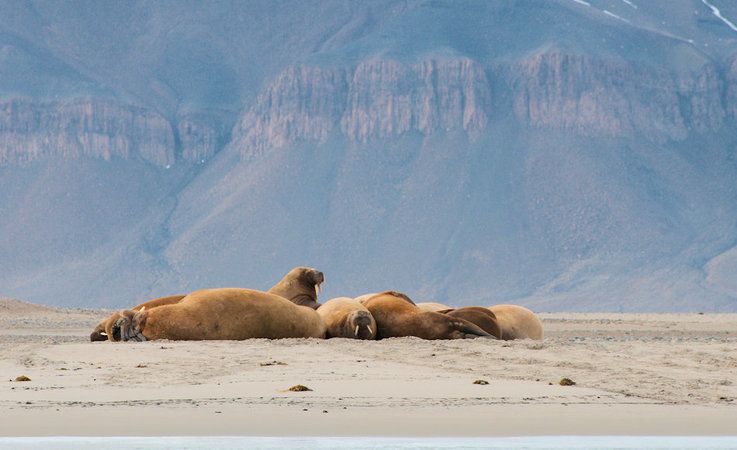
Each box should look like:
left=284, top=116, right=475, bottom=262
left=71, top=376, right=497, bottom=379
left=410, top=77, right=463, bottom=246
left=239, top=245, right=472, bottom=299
left=308, top=269, right=325, bottom=292
left=351, top=311, right=375, bottom=339
left=89, top=331, right=107, bottom=342
left=311, top=270, right=324, bottom=284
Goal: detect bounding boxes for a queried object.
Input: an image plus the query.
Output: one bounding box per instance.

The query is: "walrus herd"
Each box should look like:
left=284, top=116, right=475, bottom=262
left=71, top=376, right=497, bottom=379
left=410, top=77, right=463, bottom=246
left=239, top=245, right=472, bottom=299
left=91, top=267, right=543, bottom=342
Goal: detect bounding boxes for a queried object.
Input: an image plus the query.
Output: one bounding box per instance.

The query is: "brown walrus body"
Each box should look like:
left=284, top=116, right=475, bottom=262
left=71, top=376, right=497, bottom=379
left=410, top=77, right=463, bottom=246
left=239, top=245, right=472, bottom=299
left=90, top=294, right=186, bottom=342
left=488, top=304, right=543, bottom=340
left=354, top=293, right=379, bottom=305
left=113, top=288, right=326, bottom=341
left=416, top=302, right=452, bottom=312
left=442, top=307, right=501, bottom=339
left=362, top=292, right=491, bottom=340
left=317, top=297, right=376, bottom=340
left=267, top=267, right=324, bottom=309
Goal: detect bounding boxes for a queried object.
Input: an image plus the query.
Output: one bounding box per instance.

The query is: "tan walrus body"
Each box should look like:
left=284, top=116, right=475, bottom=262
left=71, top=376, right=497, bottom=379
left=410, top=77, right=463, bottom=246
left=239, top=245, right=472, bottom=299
left=90, top=294, right=186, bottom=342
left=318, top=297, right=376, bottom=340
left=356, top=292, right=415, bottom=306
left=268, top=267, right=324, bottom=309
left=92, top=266, right=325, bottom=341
left=416, top=302, right=452, bottom=312
left=113, top=288, right=326, bottom=341
left=488, top=304, right=543, bottom=340
left=443, top=307, right=501, bottom=339
left=362, top=292, right=491, bottom=340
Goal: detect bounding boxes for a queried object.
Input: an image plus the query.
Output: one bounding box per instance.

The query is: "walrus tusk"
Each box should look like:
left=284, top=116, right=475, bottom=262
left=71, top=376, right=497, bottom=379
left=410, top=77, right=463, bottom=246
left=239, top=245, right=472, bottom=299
left=100, top=332, right=107, bottom=336
left=354, top=325, right=359, bottom=336
left=367, top=326, right=373, bottom=335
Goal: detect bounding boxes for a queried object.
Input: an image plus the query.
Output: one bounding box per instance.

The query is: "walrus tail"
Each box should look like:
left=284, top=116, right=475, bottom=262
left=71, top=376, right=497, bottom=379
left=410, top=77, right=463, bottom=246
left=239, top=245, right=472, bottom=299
left=111, top=309, right=147, bottom=342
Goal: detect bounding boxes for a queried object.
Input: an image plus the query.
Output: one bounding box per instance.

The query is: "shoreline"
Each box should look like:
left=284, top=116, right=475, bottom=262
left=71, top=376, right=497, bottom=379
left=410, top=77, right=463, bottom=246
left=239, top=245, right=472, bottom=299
left=2, top=404, right=737, bottom=437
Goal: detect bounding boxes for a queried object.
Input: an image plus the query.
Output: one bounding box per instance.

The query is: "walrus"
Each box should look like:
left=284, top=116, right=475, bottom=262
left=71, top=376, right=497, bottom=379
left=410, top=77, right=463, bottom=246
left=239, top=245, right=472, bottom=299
left=416, top=302, right=453, bottom=312
left=93, top=266, right=324, bottom=341
left=362, top=291, right=491, bottom=340
left=90, top=294, right=186, bottom=342
left=439, top=307, right=501, bottom=339
left=488, top=304, right=543, bottom=340
left=317, top=297, right=376, bottom=340
left=111, top=288, right=326, bottom=341
left=267, top=267, right=324, bottom=309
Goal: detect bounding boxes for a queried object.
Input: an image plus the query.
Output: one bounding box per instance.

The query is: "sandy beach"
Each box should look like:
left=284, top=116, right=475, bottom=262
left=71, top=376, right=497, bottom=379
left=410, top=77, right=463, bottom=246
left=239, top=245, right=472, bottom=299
left=1, top=298, right=735, bottom=437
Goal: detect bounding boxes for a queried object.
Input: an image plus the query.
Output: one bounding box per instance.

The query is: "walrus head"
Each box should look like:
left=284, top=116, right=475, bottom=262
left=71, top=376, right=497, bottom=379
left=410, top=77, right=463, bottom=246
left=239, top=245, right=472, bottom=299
left=90, top=320, right=108, bottom=341
left=267, top=266, right=324, bottom=309
left=348, top=310, right=375, bottom=340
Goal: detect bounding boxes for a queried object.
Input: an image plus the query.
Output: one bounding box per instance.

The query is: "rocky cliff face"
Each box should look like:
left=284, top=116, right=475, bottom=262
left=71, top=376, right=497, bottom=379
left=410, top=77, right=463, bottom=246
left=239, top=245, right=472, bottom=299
left=231, top=51, right=733, bottom=158
left=508, top=51, right=726, bottom=141
left=340, top=58, right=490, bottom=142
left=176, top=113, right=226, bottom=163
left=228, top=66, right=348, bottom=158
left=230, top=58, right=491, bottom=157
left=0, top=98, right=175, bottom=167
left=726, top=55, right=737, bottom=120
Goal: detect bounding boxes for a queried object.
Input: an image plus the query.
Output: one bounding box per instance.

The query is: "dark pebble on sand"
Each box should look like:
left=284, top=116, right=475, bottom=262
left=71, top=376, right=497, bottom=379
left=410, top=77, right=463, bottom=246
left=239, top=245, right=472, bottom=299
left=14, top=375, right=31, bottom=382
left=473, top=379, right=489, bottom=385
left=559, top=378, right=576, bottom=386
left=287, top=384, right=312, bottom=392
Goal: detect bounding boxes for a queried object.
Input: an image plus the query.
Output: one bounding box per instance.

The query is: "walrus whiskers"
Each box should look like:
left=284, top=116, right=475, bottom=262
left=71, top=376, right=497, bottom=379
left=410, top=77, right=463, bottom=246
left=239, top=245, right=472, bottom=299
left=317, top=297, right=377, bottom=340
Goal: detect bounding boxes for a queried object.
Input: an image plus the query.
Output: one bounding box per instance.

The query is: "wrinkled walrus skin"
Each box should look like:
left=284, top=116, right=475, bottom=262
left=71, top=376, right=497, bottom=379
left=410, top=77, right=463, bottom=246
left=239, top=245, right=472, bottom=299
left=90, top=294, right=186, bottom=342
left=318, top=297, right=377, bottom=340
left=362, top=292, right=491, bottom=340
left=488, top=304, right=543, bottom=340
left=113, top=288, right=326, bottom=341
left=267, top=267, right=324, bottom=309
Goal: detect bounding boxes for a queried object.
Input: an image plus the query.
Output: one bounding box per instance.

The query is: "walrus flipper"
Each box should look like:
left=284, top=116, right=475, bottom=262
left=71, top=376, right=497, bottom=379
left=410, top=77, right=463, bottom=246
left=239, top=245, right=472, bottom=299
left=112, top=310, right=147, bottom=342
left=454, top=320, right=493, bottom=339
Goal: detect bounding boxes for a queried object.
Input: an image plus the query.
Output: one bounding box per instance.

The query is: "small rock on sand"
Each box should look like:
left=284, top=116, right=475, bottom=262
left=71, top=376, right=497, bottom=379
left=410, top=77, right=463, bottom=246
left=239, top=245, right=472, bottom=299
left=287, top=384, right=312, bottom=392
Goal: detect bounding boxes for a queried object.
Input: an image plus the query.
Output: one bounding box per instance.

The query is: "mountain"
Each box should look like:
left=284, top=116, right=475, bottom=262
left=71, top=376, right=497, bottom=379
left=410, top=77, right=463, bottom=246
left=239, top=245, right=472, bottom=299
left=1, top=0, right=736, bottom=311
